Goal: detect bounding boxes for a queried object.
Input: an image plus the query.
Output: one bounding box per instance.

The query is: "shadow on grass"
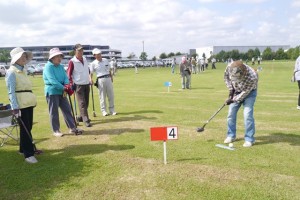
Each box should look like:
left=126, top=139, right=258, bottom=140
left=0, top=143, right=135, bottom=199
left=256, top=132, right=300, bottom=146
left=117, top=110, right=163, bottom=115
left=83, top=128, right=145, bottom=135
left=91, top=115, right=156, bottom=125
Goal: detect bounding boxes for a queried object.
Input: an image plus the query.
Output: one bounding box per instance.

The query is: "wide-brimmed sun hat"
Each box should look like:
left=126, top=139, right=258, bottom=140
left=10, top=47, right=33, bottom=64
left=92, top=48, right=102, bottom=55
left=49, top=48, right=64, bottom=60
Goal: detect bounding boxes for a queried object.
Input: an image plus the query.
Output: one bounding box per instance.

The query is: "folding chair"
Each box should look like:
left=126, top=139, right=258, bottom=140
left=0, top=108, right=19, bottom=147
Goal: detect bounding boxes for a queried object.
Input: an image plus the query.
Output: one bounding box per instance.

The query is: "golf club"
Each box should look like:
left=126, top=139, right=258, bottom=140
left=73, top=93, right=80, bottom=124
left=196, top=103, right=226, bottom=132
left=90, top=84, right=96, bottom=117
left=68, top=93, right=78, bottom=128
left=17, top=114, right=43, bottom=154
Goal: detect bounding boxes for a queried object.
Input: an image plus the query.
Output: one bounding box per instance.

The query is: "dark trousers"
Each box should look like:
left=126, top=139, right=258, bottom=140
left=75, top=84, right=90, bottom=122
left=19, top=107, right=35, bottom=158
left=298, top=81, right=300, bottom=106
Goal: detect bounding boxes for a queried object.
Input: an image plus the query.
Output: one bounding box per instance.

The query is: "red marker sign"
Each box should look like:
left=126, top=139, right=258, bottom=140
left=150, top=126, right=178, bottom=141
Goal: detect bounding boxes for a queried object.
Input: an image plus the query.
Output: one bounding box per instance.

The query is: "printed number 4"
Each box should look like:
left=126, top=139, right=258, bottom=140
left=167, top=127, right=178, bottom=140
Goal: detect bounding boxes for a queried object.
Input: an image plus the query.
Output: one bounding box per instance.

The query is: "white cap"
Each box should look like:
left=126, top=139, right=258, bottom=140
left=92, top=48, right=101, bottom=55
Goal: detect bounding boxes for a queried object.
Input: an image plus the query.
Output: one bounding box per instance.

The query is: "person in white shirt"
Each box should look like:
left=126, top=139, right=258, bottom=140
left=110, top=57, right=117, bottom=76
left=293, top=54, right=300, bottom=109
left=90, top=48, right=117, bottom=116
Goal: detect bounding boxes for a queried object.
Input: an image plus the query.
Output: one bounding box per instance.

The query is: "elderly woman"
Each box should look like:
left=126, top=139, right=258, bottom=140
left=5, top=47, right=39, bottom=164
left=43, top=48, right=83, bottom=137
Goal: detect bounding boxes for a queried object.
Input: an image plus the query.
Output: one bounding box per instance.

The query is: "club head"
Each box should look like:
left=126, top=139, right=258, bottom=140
left=196, top=127, right=205, bottom=132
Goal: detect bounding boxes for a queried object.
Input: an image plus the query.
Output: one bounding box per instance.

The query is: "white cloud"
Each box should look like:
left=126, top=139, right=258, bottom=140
left=0, top=0, right=297, bottom=57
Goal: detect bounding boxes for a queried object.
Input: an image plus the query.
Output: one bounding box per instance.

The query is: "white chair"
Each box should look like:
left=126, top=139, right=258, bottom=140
left=0, top=109, right=19, bottom=147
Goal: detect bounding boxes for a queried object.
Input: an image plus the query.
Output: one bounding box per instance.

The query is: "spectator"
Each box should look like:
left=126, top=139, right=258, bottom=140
left=293, top=54, right=300, bottom=110
left=67, top=44, right=92, bottom=127
left=43, top=48, right=83, bottom=137
left=90, top=48, right=117, bottom=116
left=5, top=47, right=39, bottom=163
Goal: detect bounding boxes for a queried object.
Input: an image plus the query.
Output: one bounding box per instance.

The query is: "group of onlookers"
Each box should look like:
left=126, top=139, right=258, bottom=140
left=5, top=44, right=117, bottom=163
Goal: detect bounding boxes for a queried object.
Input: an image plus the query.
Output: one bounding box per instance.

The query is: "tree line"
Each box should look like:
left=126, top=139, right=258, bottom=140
left=214, top=46, right=300, bottom=62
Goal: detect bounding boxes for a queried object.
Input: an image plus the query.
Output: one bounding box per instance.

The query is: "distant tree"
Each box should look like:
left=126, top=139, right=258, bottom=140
left=127, top=52, right=136, bottom=59
left=0, top=49, right=10, bottom=64
left=229, top=49, right=240, bottom=60
left=139, top=52, right=148, bottom=61
left=246, top=49, right=255, bottom=60
left=168, top=52, right=175, bottom=57
left=175, top=52, right=182, bottom=56
left=152, top=56, right=157, bottom=61
left=159, top=53, right=167, bottom=59
left=274, top=48, right=287, bottom=60
left=69, top=50, right=75, bottom=57
left=254, top=48, right=261, bottom=57
left=292, top=46, right=300, bottom=60
left=262, top=47, right=273, bottom=60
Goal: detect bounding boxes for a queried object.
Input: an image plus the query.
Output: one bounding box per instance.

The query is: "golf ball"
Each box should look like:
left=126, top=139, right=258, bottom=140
left=229, top=143, right=234, bottom=148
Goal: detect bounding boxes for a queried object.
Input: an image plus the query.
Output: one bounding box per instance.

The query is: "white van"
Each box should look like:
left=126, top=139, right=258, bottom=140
left=0, top=65, right=6, bottom=77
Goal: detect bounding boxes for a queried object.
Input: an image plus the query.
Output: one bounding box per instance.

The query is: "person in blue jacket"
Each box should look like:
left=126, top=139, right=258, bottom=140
left=43, top=48, right=83, bottom=137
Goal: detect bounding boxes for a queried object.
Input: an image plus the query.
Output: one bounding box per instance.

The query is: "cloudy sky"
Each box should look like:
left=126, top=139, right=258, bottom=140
left=0, top=0, right=299, bottom=58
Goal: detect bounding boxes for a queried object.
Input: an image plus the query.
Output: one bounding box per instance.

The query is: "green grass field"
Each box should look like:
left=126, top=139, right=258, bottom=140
left=0, top=61, right=300, bottom=200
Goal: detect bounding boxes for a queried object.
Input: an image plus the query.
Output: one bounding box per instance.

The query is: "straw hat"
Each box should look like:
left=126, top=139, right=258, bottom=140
left=10, top=47, right=33, bottom=64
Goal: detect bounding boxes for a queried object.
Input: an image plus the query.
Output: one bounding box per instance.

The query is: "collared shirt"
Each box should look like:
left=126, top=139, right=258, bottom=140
left=224, top=64, right=258, bottom=102
left=90, top=58, right=111, bottom=77
left=294, top=56, right=300, bottom=81
left=5, top=64, right=23, bottom=109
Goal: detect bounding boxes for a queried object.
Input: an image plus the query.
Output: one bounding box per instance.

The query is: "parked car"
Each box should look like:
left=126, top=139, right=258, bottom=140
left=0, top=65, right=7, bottom=77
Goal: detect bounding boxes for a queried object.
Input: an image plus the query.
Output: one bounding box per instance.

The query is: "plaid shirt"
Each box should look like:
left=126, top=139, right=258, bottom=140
left=224, top=64, right=258, bottom=102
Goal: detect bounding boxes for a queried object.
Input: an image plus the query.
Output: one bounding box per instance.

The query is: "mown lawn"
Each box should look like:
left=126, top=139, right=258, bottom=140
left=0, top=61, right=299, bottom=200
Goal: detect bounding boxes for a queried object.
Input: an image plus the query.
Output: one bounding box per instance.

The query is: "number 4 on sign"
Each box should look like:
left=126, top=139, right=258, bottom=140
left=167, top=127, right=178, bottom=140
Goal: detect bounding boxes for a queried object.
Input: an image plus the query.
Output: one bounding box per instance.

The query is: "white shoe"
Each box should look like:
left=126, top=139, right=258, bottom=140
left=111, top=112, right=117, bottom=115
left=297, top=106, right=300, bottom=110
left=53, top=131, right=63, bottom=137
left=102, top=112, right=109, bottom=116
left=224, top=137, right=235, bottom=144
left=243, top=141, right=254, bottom=147
left=25, top=156, right=38, bottom=164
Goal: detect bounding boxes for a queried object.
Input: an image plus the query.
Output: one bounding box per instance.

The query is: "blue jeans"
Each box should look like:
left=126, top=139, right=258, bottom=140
left=226, top=89, right=257, bottom=143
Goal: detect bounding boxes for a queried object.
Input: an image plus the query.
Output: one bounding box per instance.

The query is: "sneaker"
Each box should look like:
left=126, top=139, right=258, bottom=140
left=25, top=156, right=38, bottom=164
left=243, top=141, right=254, bottom=147
left=111, top=112, right=117, bottom=116
left=224, top=137, right=235, bottom=144
left=53, top=131, right=63, bottom=137
left=102, top=112, right=109, bottom=116
left=69, top=128, right=83, bottom=135
left=297, top=106, right=300, bottom=110
left=84, top=121, right=92, bottom=127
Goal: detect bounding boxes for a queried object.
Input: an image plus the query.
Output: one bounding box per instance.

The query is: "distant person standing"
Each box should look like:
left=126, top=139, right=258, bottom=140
left=179, top=56, right=191, bottom=89
left=90, top=48, right=117, bottom=116
left=110, top=57, right=117, bottom=76
left=293, top=54, right=300, bottom=110
left=191, top=57, right=197, bottom=74
left=43, top=48, right=83, bottom=137
left=171, top=58, right=176, bottom=74
left=5, top=47, right=39, bottom=163
left=252, top=57, right=255, bottom=65
left=67, top=44, right=92, bottom=127
left=211, top=57, right=216, bottom=69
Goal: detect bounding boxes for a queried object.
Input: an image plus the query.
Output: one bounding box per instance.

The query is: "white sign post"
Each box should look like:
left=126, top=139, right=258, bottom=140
left=150, top=126, right=178, bottom=165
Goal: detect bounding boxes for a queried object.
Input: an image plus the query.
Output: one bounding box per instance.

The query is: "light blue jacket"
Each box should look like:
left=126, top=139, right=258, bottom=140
left=43, top=61, right=69, bottom=96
